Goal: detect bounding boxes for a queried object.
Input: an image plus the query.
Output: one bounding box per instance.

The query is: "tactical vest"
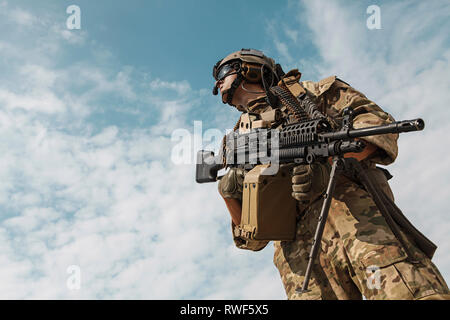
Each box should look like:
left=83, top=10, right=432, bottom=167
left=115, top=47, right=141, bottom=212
left=233, top=70, right=437, bottom=259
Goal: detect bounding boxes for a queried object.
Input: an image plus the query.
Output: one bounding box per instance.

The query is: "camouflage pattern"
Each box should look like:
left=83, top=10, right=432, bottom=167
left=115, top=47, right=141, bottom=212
left=299, top=72, right=399, bottom=165
left=273, top=176, right=450, bottom=300
left=220, top=70, right=450, bottom=299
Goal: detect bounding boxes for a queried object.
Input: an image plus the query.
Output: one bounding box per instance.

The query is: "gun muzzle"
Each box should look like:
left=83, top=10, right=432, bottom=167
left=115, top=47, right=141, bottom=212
left=401, top=118, right=425, bottom=131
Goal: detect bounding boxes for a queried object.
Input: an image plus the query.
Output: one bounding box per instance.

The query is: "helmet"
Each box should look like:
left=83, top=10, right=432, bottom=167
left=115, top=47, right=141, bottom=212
left=212, top=48, right=285, bottom=106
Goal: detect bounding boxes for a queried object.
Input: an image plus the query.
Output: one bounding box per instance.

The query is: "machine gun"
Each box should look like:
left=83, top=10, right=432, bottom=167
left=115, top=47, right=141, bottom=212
left=195, top=107, right=425, bottom=293
left=196, top=107, right=424, bottom=183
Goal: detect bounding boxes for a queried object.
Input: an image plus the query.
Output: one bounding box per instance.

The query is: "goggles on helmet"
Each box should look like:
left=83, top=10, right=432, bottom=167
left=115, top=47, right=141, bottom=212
left=214, top=62, right=240, bottom=81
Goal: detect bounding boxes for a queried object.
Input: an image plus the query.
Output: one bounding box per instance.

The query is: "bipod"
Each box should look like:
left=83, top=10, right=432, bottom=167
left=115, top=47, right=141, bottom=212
left=296, top=156, right=420, bottom=295
left=296, top=155, right=344, bottom=294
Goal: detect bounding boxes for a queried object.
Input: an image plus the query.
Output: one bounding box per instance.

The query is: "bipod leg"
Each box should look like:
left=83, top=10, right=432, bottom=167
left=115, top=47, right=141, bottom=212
left=296, top=157, right=344, bottom=294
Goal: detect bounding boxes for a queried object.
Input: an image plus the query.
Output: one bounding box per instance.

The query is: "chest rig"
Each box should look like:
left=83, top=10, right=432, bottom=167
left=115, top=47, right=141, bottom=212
left=234, top=73, right=328, bottom=242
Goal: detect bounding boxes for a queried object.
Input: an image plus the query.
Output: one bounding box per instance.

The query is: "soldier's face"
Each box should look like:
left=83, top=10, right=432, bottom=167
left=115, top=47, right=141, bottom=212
left=215, top=73, right=238, bottom=104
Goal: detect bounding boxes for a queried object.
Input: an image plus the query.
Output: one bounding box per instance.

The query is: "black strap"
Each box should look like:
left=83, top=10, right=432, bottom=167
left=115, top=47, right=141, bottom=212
left=225, top=74, right=244, bottom=105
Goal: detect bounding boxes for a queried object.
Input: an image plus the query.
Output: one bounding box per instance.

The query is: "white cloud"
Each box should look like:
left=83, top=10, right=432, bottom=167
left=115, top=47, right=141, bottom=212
left=9, top=8, right=36, bottom=26
left=0, top=96, right=283, bottom=298
left=0, top=89, right=65, bottom=114
left=0, top=3, right=284, bottom=300
left=266, top=22, right=294, bottom=66
left=149, top=79, right=191, bottom=95
left=283, top=27, right=298, bottom=45
left=56, top=28, right=86, bottom=45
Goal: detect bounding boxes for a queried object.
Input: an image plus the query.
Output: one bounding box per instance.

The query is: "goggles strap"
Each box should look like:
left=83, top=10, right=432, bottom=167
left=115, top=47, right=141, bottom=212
left=225, top=73, right=244, bottom=106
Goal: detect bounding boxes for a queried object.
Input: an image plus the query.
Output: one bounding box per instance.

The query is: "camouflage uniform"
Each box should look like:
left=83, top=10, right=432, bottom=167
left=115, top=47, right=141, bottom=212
left=222, top=70, right=450, bottom=300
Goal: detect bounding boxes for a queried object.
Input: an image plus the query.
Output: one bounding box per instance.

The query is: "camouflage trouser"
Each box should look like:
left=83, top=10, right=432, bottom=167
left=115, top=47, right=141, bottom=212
left=273, top=178, right=450, bottom=300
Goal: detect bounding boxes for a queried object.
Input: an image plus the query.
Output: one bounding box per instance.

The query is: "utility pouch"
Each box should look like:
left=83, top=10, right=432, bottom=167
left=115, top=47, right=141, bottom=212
left=237, top=164, right=297, bottom=241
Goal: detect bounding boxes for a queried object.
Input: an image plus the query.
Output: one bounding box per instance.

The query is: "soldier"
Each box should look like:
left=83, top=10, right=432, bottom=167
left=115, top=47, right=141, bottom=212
left=212, top=48, right=450, bottom=300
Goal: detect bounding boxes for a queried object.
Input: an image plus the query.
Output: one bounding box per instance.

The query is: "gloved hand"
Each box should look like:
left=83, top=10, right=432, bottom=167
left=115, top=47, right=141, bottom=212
left=218, top=167, right=246, bottom=201
left=291, top=162, right=331, bottom=204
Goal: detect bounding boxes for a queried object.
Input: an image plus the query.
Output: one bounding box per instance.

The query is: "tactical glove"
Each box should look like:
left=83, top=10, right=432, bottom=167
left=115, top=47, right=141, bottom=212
left=291, top=162, right=331, bottom=204
left=218, top=167, right=246, bottom=201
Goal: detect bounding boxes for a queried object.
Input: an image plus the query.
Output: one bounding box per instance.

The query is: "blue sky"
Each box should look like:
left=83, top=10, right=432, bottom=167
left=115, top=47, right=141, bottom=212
left=9, top=0, right=298, bottom=88
left=0, top=0, right=449, bottom=299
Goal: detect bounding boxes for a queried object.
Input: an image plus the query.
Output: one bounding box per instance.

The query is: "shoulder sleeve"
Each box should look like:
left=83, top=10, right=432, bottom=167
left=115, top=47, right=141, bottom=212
left=301, top=76, right=336, bottom=97
left=322, top=78, right=399, bottom=165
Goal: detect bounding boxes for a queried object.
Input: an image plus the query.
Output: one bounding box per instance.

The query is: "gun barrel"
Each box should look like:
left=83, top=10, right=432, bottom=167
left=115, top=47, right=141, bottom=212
left=195, top=118, right=425, bottom=183
left=321, top=118, right=424, bottom=140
